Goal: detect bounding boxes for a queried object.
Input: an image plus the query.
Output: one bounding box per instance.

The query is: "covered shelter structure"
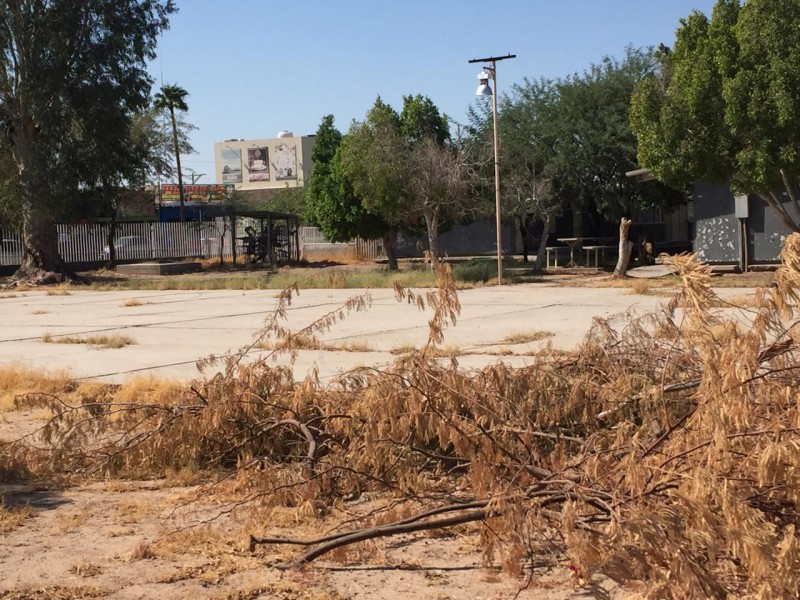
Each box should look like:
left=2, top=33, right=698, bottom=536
left=231, top=210, right=300, bottom=265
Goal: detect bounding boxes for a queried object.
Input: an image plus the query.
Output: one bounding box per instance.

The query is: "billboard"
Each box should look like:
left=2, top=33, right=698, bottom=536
left=247, top=147, right=269, bottom=182
left=273, top=143, right=297, bottom=180
left=221, top=148, right=242, bottom=183
left=160, top=184, right=234, bottom=202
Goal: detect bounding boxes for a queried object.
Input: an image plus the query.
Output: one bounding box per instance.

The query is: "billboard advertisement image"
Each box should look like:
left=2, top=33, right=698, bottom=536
left=273, top=143, right=297, bottom=180
left=221, top=148, right=242, bottom=183
left=248, top=147, right=270, bottom=182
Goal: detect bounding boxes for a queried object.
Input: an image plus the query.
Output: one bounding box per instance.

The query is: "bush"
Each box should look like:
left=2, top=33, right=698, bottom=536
left=452, top=258, right=496, bottom=283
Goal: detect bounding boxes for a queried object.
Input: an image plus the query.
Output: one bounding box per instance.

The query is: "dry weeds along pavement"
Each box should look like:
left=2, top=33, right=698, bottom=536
left=0, top=284, right=756, bottom=384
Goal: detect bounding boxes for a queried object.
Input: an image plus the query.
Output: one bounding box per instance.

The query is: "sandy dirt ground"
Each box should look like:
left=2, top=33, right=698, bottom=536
left=0, top=476, right=621, bottom=599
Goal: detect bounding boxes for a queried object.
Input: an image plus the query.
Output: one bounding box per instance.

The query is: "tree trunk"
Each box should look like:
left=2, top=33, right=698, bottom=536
left=520, top=217, right=530, bottom=263
left=533, top=214, right=551, bottom=271
left=757, top=192, right=800, bottom=233
left=219, top=231, right=226, bottom=266
left=170, top=107, right=185, bottom=223
left=14, top=208, right=70, bottom=285
left=9, top=121, right=73, bottom=285
left=613, top=217, right=633, bottom=278
left=106, top=216, right=117, bottom=268
left=572, top=203, right=584, bottom=259
left=383, top=227, right=398, bottom=271
left=424, top=210, right=439, bottom=267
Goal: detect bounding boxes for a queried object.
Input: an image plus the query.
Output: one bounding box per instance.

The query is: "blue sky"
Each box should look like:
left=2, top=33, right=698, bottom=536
left=148, top=0, right=718, bottom=184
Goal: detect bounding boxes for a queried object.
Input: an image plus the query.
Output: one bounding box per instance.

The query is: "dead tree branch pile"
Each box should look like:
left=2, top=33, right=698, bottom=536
left=6, top=235, right=800, bottom=598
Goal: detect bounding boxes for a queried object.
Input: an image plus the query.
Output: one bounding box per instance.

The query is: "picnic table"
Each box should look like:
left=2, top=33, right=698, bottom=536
left=556, top=237, right=614, bottom=267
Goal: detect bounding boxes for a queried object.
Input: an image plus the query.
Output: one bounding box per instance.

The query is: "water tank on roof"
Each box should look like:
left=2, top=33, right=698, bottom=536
left=277, top=130, right=294, bottom=138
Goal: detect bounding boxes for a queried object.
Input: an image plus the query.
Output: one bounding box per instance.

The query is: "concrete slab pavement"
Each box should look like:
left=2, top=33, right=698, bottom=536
left=0, top=284, right=757, bottom=384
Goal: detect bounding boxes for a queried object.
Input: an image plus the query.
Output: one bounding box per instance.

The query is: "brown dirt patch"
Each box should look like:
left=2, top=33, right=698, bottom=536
left=0, top=479, right=616, bottom=599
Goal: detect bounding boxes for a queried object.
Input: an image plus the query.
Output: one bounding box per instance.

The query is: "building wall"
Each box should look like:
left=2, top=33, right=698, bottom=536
left=394, top=219, right=515, bottom=258
left=214, top=136, right=314, bottom=191
left=693, top=182, right=797, bottom=264
left=693, top=182, right=740, bottom=263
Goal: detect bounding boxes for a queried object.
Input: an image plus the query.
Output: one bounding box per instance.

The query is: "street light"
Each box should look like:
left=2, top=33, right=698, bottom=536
left=469, top=53, right=515, bottom=284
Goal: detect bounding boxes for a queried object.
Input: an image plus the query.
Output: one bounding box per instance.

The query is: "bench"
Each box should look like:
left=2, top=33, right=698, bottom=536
left=545, top=246, right=566, bottom=268
left=583, top=245, right=617, bottom=267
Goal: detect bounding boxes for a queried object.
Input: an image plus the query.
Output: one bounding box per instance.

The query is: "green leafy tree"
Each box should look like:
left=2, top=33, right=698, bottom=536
left=400, top=94, right=450, bottom=145
left=497, top=77, right=562, bottom=267
left=153, top=83, right=190, bottom=222
left=129, top=105, right=196, bottom=189
left=305, top=115, right=385, bottom=247
left=631, top=0, right=800, bottom=232
left=469, top=47, right=682, bottom=267
left=340, top=96, right=468, bottom=267
left=266, top=187, right=308, bottom=219
left=0, top=0, right=175, bottom=283
left=551, top=48, right=682, bottom=234
left=339, top=98, right=410, bottom=270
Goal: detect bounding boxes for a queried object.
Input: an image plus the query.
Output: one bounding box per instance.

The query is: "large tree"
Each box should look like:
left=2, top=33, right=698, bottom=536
left=0, top=0, right=175, bottom=284
left=153, top=83, right=189, bottom=222
left=468, top=47, right=682, bottom=267
left=129, top=104, right=196, bottom=190
left=551, top=48, right=682, bottom=234
left=631, top=0, right=800, bottom=232
left=339, top=95, right=468, bottom=268
left=497, top=77, right=561, bottom=267
left=399, top=95, right=469, bottom=264
left=407, top=137, right=469, bottom=263
left=305, top=115, right=386, bottom=249
left=338, top=98, right=410, bottom=270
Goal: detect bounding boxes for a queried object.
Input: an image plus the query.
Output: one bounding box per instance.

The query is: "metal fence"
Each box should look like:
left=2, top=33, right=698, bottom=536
left=0, top=220, right=235, bottom=266
left=1, top=223, right=383, bottom=267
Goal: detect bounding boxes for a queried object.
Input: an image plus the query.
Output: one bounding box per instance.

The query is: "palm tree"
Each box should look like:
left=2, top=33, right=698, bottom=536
left=154, top=84, right=189, bottom=222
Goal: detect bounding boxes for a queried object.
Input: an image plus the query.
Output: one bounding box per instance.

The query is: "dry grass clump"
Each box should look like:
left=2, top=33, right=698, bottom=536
left=0, top=501, right=33, bottom=532
left=5, top=241, right=800, bottom=598
left=45, top=286, right=71, bottom=296
left=389, top=342, right=418, bottom=355
left=68, top=561, right=103, bottom=578
left=625, top=278, right=652, bottom=295
left=322, top=339, right=373, bottom=353
left=501, top=330, right=554, bottom=344
left=0, top=365, right=75, bottom=412
left=109, top=375, right=185, bottom=406
left=41, top=332, right=136, bottom=349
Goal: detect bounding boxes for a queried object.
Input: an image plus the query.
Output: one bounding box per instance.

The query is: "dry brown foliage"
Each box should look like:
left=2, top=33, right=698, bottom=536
left=5, top=237, right=800, bottom=598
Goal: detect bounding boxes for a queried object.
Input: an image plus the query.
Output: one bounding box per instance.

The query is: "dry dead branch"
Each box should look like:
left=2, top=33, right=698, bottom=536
left=5, top=238, right=800, bottom=598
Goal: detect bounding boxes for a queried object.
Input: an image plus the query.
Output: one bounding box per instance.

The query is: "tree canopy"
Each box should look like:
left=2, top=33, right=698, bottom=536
left=0, top=0, right=175, bottom=282
left=129, top=104, right=196, bottom=189
left=154, top=83, right=190, bottom=221
left=338, top=95, right=468, bottom=267
left=630, top=0, right=800, bottom=232
left=467, top=46, right=682, bottom=262
left=305, top=114, right=386, bottom=244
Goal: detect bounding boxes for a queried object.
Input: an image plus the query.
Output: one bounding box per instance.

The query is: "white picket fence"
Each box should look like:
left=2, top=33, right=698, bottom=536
left=0, top=220, right=235, bottom=266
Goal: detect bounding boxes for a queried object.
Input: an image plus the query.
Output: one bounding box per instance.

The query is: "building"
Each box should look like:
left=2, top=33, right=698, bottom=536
left=693, top=183, right=799, bottom=267
left=214, top=132, right=314, bottom=203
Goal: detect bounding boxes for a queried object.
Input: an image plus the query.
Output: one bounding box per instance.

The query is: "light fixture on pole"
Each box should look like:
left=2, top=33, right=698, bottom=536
left=469, top=53, right=515, bottom=285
